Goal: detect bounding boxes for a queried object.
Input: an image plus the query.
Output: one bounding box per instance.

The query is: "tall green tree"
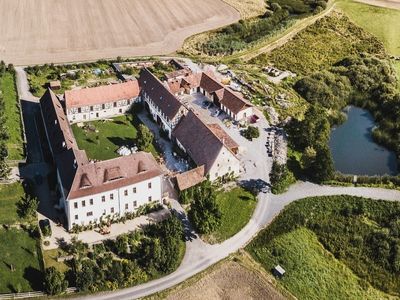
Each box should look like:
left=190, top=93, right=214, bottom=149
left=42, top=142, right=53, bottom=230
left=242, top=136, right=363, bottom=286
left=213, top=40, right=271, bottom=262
left=43, top=267, right=68, bottom=295
left=136, top=124, right=154, bottom=152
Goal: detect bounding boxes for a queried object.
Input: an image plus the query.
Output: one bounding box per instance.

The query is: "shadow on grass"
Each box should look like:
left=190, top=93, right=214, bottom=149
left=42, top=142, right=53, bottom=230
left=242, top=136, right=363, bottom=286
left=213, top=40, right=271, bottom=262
left=107, top=137, right=135, bottom=149
left=23, top=266, right=43, bottom=291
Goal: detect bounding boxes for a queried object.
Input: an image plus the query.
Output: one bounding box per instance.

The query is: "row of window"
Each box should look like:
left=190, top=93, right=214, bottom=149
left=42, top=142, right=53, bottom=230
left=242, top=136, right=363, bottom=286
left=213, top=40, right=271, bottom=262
left=74, top=197, right=154, bottom=221
left=76, top=100, right=133, bottom=114
left=73, top=184, right=152, bottom=209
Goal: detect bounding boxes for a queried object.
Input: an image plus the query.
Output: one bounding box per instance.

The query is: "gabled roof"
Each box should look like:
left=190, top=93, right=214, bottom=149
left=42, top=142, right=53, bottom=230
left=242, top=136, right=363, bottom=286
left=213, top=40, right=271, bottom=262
left=199, top=72, right=225, bottom=94
left=138, top=68, right=185, bottom=120
left=65, top=80, right=140, bottom=109
left=173, top=111, right=237, bottom=173
left=207, top=123, right=239, bottom=152
left=218, top=88, right=253, bottom=114
left=68, top=152, right=163, bottom=199
left=176, top=166, right=205, bottom=191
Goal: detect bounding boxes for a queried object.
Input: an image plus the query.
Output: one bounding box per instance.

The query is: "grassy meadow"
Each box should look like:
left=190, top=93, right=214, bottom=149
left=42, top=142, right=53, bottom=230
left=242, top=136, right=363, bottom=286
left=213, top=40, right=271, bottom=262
left=0, top=182, right=25, bottom=225
left=203, top=187, right=257, bottom=244
left=337, top=0, right=400, bottom=56
left=0, top=72, right=24, bottom=160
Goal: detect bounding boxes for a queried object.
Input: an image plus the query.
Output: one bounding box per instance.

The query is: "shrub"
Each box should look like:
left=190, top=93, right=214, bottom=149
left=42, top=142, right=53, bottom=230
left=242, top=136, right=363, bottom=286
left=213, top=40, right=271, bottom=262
left=242, top=126, right=260, bottom=140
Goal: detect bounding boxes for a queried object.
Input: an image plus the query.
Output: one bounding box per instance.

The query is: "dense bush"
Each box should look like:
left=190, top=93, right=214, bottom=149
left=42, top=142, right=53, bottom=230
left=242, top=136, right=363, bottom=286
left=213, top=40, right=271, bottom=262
left=270, top=161, right=296, bottom=194
left=43, top=267, right=68, bottom=295
left=242, top=125, right=260, bottom=140
left=248, top=196, right=400, bottom=295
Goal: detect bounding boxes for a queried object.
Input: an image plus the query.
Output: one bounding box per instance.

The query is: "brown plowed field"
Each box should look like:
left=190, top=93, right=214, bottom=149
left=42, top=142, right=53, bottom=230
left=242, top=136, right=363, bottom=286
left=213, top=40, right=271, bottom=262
left=0, top=0, right=239, bottom=65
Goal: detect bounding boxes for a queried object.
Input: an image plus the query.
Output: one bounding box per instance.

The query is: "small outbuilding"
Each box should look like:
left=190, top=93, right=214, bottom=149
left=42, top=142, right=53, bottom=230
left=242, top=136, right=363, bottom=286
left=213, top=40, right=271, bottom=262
left=49, top=80, right=61, bottom=90
left=273, top=265, right=286, bottom=278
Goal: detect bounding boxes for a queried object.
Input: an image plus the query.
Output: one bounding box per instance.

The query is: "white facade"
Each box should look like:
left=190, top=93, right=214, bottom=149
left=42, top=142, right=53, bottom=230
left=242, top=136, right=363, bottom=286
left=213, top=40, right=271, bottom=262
left=220, top=103, right=253, bottom=122
left=207, top=148, right=240, bottom=181
left=67, top=96, right=141, bottom=123
left=65, top=176, right=162, bottom=230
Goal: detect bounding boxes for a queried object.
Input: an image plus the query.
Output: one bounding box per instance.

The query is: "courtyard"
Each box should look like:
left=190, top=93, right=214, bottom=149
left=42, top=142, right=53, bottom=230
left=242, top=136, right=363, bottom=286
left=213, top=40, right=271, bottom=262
left=71, top=114, right=159, bottom=161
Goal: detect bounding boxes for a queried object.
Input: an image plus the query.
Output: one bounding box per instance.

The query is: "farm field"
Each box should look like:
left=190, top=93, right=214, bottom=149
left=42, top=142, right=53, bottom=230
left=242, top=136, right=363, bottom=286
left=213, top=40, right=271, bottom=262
left=0, top=0, right=239, bottom=65
left=222, top=0, right=267, bottom=19
left=151, top=259, right=286, bottom=300
left=338, top=0, right=400, bottom=56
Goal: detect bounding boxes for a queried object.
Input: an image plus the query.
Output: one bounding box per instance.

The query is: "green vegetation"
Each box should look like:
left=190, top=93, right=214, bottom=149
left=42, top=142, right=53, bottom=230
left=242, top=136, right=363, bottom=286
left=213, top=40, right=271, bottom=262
left=394, top=60, right=400, bottom=90
left=43, top=267, right=68, bottom=295
left=25, top=60, right=117, bottom=97
left=203, top=187, right=257, bottom=244
left=43, top=249, right=69, bottom=274
left=251, top=13, right=385, bottom=75
left=242, top=125, right=260, bottom=140
left=0, top=71, right=23, bottom=160
left=188, top=180, right=222, bottom=235
left=248, top=196, right=400, bottom=298
left=187, top=0, right=327, bottom=56
left=137, top=124, right=154, bottom=153
left=72, top=114, right=158, bottom=160
left=148, top=61, right=178, bottom=81
left=0, top=182, right=26, bottom=225
left=0, top=227, right=43, bottom=293
left=60, top=215, right=185, bottom=292
left=337, top=0, right=400, bottom=56
left=269, top=161, right=296, bottom=194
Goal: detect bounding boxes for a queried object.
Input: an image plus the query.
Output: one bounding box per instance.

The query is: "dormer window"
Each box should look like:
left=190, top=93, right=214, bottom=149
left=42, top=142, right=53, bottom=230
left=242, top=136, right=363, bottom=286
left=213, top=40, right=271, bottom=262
left=62, top=141, right=66, bottom=148
left=54, top=119, right=58, bottom=125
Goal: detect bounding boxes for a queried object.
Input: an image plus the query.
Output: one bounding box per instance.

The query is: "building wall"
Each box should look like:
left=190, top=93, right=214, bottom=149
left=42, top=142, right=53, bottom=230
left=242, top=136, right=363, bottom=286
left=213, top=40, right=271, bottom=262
left=66, top=176, right=162, bottom=230
left=67, top=96, right=140, bottom=123
left=208, top=148, right=240, bottom=181
left=221, top=104, right=253, bottom=122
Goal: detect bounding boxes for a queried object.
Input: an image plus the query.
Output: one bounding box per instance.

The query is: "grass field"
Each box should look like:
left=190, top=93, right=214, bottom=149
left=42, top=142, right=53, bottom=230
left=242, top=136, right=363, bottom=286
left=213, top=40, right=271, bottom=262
left=251, top=12, right=386, bottom=75
left=0, top=72, right=23, bottom=160
left=0, top=182, right=25, bottom=225
left=249, top=227, right=391, bottom=299
left=0, top=228, right=43, bottom=293
left=203, top=187, right=257, bottom=244
left=72, top=114, right=158, bottom=161
left=248, top=195, right=400, bottom=298
left=394, top=60, right=400, bottom=89
left=42, top=249, right=69, bottom=274
left=337, top=0, right=400, bottom=56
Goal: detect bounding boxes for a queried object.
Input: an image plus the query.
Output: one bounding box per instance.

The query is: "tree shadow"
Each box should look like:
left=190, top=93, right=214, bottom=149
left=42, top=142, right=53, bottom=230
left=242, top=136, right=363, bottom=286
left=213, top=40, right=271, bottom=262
left=239, top=179, right=270, bottom=195
left=107, top=136, right=135, bottom=149
left=23, top=266, right=43, bottom=291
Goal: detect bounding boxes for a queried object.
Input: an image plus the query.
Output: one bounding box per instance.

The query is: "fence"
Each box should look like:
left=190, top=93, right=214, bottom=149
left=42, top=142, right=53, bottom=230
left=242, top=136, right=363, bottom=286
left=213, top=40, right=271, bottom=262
left=0, top=288, right=76, bottom=299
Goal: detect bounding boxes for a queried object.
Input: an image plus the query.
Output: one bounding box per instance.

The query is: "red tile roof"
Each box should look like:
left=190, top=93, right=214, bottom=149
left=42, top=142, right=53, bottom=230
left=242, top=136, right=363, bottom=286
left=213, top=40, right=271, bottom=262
left=65, top=80, right=140, bottom=109
left=175, top=166, right=205, bottom=191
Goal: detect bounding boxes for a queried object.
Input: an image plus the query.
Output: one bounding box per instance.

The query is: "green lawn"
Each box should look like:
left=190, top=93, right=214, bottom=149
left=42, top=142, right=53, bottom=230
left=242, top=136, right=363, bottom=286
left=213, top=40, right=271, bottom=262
left=248, top=227, right=391, bottom=300
left=203, top=187, right=257, bottom=244
left=0, top=228, right=43, bottom=293
left=0, top=182, right=25, bottom=225
left=72, top=114, right=158, bottom=161
left=248, top=196, right=400, bottom=298
left=337, top=0, right=400, bottom=56
left=43, top=249, right=69, bottom=274
left=0, top=72, right=24, bottom=160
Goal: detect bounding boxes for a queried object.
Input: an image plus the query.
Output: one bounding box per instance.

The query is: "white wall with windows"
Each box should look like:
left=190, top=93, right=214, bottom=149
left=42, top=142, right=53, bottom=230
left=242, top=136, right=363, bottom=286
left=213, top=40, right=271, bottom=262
left=65, top=176, right=162, bottom=230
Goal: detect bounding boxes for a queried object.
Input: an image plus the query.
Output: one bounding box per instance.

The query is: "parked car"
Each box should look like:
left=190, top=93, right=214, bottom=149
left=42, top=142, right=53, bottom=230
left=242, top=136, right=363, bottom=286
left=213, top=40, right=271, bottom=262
left=213, top=109, right=222, bottom=117
left=250, top=114, right=260, bottom=124
left=202, top=101, right=213, bottom=109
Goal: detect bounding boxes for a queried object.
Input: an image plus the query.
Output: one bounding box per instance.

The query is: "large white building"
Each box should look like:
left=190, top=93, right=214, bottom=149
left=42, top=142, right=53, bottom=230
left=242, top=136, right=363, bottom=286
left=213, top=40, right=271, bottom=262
left=39, top=89, right=163, bottom=230
left=65, top=80, right=141, bottom=123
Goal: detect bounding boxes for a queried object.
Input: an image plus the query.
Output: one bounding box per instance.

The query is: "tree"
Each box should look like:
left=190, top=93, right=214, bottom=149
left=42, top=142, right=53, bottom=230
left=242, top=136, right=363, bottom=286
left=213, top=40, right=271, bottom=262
left=75, top=259, right=102, bottom=292
left=242, top=126, right=260, bottom=140
left=43, top=267, right=68, bottom=295
left=270, top=161, right=296, bottom=194
left=136, top=124, right=154, bottom=151
left=188, top=180, right=221, bottom=234
left=17, top=194, right=39, bottom=218
left=307, top=144, right=334, bottom=182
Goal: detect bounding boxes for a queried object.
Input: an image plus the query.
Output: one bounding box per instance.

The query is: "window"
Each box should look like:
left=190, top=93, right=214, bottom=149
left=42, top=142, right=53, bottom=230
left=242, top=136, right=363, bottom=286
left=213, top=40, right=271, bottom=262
left=96, top=113, right=99, bottom=118
left=90, top=199, right=93, bottom=205
left=78, top=108, right=81, bottom=113
left=113, top=102, right=117, bottom=108
left=110, top=193, right=114, bottom=200
left=124, top=190, right=128, bottom=196
left=90, top=106, right=93, bottom=112
left=148, top=182, right=152, bottom=189
left=125, top=203, right=128, bottom=210
left=83, top=114, right=86, bottom=120
left=111, top=207, right=115, bottom=213
left=82, top=200, right=86, bottom=207
left=228, top=166, right=232, bottom=171
left=102, top=104, right=105, bottom=109
left=103, top=210, right=106, bottom=215
left=87, top=211, right=93, bottom=217
left=75, top=215, right=78, bottom=220
left=102, top=196, right=105, bottom=202
left=133, top=201, right=137, bottom=207
left=148, top=196, right=152, bottom=202
left=215, top=173, right=218, bottom=178
left=133, top=187, right=137, bottom=193
left=74, top=202, right=78, bottom=209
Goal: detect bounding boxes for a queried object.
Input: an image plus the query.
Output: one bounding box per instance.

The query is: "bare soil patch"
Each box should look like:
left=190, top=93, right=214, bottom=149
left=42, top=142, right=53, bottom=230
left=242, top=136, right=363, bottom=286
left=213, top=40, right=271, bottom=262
left=0, top=0, right=239, bottom=66
left=355, top=0, right=400, bottom=10
left=164, top=260, right=286, bottom=300
left=222, top=0, right=267, bottom=19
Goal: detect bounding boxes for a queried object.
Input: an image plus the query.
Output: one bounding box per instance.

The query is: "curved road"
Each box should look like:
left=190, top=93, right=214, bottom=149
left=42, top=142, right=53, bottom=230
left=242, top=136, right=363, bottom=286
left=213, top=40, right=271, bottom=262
left=79, top=182, right=400, bottom=300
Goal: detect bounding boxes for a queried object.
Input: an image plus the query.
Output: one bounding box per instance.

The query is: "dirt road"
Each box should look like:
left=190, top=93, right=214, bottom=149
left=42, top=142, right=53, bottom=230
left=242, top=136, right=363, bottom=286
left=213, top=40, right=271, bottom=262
left=0, top=0, right=239, bottom=66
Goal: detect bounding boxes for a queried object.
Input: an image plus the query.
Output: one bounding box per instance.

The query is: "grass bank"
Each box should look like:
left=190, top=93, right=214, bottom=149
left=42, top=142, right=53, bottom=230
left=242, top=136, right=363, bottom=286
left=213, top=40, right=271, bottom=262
left=0, top=72, right=24, bottom=160
left=247, top=196, right=400, bottom=298
left=337, top=0, right=400, bottom=56
left=202, top=187, right=257, bottom=244
left=0, top=182, right=25, bottom=225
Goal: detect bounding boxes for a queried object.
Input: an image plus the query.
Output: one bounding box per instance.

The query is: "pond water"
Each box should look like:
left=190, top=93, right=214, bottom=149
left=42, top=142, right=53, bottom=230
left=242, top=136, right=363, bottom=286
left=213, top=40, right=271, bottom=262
left=329, top=106, right=398, bottom=176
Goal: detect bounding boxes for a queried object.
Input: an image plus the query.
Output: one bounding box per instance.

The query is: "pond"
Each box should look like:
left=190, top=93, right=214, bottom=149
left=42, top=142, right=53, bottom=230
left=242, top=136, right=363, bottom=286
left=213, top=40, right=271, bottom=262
left=329, top=106, right=398, bottom=176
